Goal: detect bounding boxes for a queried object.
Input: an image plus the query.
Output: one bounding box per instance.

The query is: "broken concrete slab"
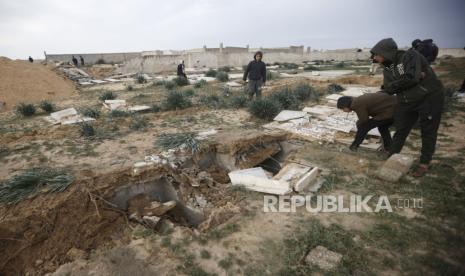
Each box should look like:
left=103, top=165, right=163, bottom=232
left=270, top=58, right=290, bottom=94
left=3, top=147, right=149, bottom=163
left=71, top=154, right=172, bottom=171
left=295, top=167, right=321, bottom=192
left=143, top=200, right=176, bottom=216
left=229, top=167, right=292, bottom=195
left=51, top=108, right=78, bottom=122
left=377, top=153, right=414, bottom=182
left=303, top=105, right=338, bottom=118
left=103, top=99, right=127, bottom=110
left=325, top=94, right=343, bottom=101
left=305, top=246, right=343, bottom=270
left=273, top=110, right=307, bottom=122
left=128, top=105, right=151, bottom=112
left=225, top=81, right=243, bottom=87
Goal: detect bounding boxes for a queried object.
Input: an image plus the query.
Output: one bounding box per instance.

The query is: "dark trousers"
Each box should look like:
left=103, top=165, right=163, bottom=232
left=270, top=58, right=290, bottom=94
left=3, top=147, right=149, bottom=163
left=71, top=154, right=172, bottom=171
left=248, top=79, right=263, bottom=99
left=353, top=119, right=393, bottom=149
left=390, top=90, right=444, bottom=164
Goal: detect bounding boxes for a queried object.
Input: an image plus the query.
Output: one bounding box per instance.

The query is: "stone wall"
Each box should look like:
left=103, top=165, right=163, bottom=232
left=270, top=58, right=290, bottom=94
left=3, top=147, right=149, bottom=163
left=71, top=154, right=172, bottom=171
left=45, top=52, right=141, bottom=64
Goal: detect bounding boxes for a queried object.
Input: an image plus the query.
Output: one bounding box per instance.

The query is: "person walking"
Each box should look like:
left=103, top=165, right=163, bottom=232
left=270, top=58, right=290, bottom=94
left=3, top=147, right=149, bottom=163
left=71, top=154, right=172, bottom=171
left=243, top=51, right=266, bottom=100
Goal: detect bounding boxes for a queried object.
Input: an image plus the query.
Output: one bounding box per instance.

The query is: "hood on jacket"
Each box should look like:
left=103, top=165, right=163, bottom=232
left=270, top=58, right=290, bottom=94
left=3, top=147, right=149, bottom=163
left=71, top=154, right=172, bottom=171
left=370, top=38, right=398, bottom=63
left=253, top=51, right=263, bottom=60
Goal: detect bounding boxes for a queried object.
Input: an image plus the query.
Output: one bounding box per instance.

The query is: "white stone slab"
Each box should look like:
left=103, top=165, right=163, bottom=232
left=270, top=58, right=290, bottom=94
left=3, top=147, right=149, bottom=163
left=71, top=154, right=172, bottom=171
left=341, top=87, right=365, bottom=97
left=229, top=167, right=292, bottom=195
left=128, top=105, right=151, bottom=112
left=303, top=105, right=338, bottom=117
left=226, top=81, right=243, bottom=87
left=50, top=108, right=78, bottom=121
left=273, top=110, right=307, bottom=122
left=294, top=167, right=320, bottom=192
left=325, top=94, right=343, bottom=101
left=61, top=116, right=95, bottom=125
left=90, top=79, right=107, bottom=84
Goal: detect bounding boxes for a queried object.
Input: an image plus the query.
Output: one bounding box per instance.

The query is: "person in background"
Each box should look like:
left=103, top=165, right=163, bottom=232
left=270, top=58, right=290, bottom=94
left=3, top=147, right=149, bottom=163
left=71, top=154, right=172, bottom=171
left=337, top=93, right=396, bottom=152
left=412, top=39, right=439, bottom=64
left=371, top=38, right=445, bottom=177
left=28, top=56, right=33, bottom=63
left=177, top=60, right=187, bottom=79
left=243, top=51, right=266, bottom=99
left=80, top=55, right=85, bottom=66
left=72, top=55, right=78, bottom=67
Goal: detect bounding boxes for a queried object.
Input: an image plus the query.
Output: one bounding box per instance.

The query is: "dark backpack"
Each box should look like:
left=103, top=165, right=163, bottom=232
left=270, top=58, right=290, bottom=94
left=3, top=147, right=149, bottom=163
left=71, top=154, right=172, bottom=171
left=415, top=39, right=439, bottom=63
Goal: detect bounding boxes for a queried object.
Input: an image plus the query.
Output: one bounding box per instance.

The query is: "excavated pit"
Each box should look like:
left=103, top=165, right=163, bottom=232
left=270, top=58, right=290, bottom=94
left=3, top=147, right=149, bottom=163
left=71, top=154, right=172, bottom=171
left=0, top=132, right=303, bottom=275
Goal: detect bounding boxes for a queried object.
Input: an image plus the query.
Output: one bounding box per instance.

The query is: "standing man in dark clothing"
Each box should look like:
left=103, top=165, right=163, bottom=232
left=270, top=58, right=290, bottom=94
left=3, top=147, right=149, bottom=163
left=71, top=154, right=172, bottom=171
left=80, top=55, right=85, bottom=66
left=411, top=39, right=439, bottom=64
left=243, top=51, right=266, bottom=99
left=28, top=56, right=33, bottom=63
left=337, top=93, right=396, bottom=151
left=177, top=60, right=187, bottom=79
left=371, top=38, right=445, bottom=177
left=72, top=55, right=78, bottom=67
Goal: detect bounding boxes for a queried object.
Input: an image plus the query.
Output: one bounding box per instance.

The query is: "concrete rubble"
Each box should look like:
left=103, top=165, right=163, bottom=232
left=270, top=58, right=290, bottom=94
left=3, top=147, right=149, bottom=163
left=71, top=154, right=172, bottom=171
left=377, top=153, right=414, bottom=182
left=228, top=162, right=321, bottom=195
left=44, top=108, right=95, bottom=125
left=305, top=246, right=343, bottom=270
left=103, top=99, right=151, bottom=112
left=264, top=86, right=383, bottom=148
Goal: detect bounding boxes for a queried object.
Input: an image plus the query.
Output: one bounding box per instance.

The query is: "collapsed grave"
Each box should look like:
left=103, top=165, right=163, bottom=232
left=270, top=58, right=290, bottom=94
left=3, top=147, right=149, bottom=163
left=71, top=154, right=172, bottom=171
left=264, top=86, right=384, bottom=150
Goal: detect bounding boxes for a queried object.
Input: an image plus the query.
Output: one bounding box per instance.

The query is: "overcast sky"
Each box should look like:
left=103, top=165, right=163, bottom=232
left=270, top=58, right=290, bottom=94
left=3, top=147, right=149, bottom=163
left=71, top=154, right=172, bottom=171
left=1, top=0, right=464, bottom=59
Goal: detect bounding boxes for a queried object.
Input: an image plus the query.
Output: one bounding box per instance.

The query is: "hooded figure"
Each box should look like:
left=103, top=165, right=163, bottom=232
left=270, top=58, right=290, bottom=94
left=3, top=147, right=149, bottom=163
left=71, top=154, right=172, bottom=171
left=243, top=51, right=266, bottom=99
left=177, top=60, right=186, bottom=78
left=371, top=38, right=445, bottom=177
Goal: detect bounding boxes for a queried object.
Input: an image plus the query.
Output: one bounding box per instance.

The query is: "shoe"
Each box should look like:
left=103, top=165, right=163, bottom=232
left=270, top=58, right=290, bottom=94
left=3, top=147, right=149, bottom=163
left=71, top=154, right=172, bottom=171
left=410, top=164, right=429, bottom=177
left=349, top=145, right=358, bottom=152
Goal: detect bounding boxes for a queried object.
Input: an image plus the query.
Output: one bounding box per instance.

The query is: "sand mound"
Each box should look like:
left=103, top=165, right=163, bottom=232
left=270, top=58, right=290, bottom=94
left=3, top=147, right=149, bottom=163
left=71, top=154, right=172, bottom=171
left=0, top=57, right=77, bottom=111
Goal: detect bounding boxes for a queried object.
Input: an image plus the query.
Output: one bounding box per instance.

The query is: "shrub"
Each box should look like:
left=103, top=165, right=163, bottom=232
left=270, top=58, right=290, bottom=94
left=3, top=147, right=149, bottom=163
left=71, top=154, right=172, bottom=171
left=194, top=79, right=207, bottom=88
left=15, top=103, right=36, bottom=117
left=164, top=91, right=192, bottom=110
left=216, top=71, right=229, bottom=82
left=155, top=132, right=199, bottom=153
left=137, top=74, right=147, bottom=84
left=99, top=91, right=116, bottom=101
left=304, top=65, right=319, bottom=71
left=79, top=123, right=95, bottom=137
left=173, top=76, right=189, bottom=86
left=199, top=94, right=226, bottom=108
left=270, top=88, right=300, bottom=110
left=294, top=84, right=319, bottom=102
left=109, top=109, right=130, bottom=118
left=0, top=167, right=74, bottom=204
left=266, top=71, right=278, bottom=80
left=229, top=93, right=249, bottom=108
left=327, top=83, right=345, bottom=94
left=39, top=101, right=55, bottom=113
left=219, top=66, right=231, bottom=72
left=164, top=81, right=175, bottom=90
left=80, top=107, right=101, bottom=118
left=96, top=58, right=106, bottom=64
left=248, top=98, right=281, bottom=121
left=129, top=115, right=148, bottom=130
left=184, top=88, right=195, bottom=97
left=205, top=69, right=217, bottom=77
left=127, top=85, right=134, bottom=91
left=153, top=80, right=165, bottom=86
left=280, top=62, right=299, bottom=69
left=150, top=104, right=161, bottom=113
left=335, top=62, right=345, bottom=68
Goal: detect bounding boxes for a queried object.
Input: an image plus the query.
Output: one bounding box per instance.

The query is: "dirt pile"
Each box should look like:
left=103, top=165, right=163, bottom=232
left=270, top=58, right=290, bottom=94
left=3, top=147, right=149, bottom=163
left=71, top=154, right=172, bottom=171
left=0, top=57, right=77, bottom=111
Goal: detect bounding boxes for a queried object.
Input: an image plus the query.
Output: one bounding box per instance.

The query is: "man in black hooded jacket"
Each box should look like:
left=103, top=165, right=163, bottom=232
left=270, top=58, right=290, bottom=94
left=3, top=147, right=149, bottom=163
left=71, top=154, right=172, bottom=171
left=370, top=38, right=444, bottom=177
left=243, top=51, right=266, bottom=99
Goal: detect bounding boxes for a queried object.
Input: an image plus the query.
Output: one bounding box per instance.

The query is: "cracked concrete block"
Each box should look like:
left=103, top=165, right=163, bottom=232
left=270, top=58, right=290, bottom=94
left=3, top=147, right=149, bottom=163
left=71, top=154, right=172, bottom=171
left=229, top=167, right=292, bottom=195
left=377, top=153, right=414, bottom=182
left=294, top=167, right=320, bottom=192
left=273, top=110, right=307, bottom=122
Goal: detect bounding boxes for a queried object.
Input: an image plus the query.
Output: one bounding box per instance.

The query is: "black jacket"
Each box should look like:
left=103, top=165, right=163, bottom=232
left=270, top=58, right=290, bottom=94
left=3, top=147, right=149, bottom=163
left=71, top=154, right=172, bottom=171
left=243, top=60, right=266, bottom=82
left=371, top=38, right=443, bottom=104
